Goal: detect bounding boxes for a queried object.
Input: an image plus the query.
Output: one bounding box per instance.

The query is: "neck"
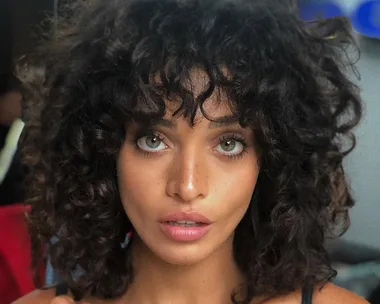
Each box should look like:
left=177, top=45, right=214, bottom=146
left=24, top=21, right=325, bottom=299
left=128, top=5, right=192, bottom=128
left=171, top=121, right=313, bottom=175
left=125, top=235, right=244, bottom=304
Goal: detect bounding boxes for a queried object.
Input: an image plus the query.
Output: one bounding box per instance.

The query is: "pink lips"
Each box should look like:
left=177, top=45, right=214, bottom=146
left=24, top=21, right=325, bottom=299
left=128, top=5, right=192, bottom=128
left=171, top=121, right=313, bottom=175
left=159, top=211, right=212, bottom=242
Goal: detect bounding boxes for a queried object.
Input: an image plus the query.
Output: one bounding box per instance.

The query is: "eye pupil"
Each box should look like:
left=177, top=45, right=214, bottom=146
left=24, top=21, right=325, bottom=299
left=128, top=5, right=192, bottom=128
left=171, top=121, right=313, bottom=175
left=146, top=136, right=160, bottom=148
left=221, top=140, right=236, bottom=152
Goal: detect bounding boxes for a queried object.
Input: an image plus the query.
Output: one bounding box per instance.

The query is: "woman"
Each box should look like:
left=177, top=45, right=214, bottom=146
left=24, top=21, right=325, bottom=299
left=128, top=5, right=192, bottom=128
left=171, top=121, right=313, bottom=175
left=15, top=0, right=368, bottom=303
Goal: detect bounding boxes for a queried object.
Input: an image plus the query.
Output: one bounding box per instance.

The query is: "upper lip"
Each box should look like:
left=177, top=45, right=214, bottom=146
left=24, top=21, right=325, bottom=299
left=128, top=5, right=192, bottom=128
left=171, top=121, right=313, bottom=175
left=160, top=211, right=212, bottom=224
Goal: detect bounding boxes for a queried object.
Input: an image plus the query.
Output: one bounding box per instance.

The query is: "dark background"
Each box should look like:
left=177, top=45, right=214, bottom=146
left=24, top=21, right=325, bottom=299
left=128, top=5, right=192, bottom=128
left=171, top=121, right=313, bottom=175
left=0, top=0, right=53, bottom=80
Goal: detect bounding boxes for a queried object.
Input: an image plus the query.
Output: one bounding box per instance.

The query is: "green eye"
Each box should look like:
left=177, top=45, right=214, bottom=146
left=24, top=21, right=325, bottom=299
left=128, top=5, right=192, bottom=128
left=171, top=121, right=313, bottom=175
left=145, top=136, right=161, bottom=148
left=216, top=138, right=245, bottom=155
left=137, top=135, right=166, bottom=151
left=219, top=140, right=237, bottom=152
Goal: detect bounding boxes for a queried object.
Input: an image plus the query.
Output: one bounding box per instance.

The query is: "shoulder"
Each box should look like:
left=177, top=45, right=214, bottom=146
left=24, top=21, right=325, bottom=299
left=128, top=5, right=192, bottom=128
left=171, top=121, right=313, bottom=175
left=312, top=283, right=369, bottom=304
left=12, top=288, right=57, bottom=304
left=256, top=283, right=369, bottom=304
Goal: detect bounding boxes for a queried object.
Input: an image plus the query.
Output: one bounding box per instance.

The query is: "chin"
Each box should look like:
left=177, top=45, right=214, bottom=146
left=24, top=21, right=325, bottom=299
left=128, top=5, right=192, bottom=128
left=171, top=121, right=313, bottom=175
left=143, top=237, right=216, bottom=266
left=159, top=248, right=209, bottom=266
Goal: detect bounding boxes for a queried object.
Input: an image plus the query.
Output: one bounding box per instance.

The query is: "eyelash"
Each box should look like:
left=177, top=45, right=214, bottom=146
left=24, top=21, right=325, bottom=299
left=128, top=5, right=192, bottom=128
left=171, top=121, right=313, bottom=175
left=133, top=129, right=166, bottom=158
left=218, top=134, right=248, bottom=160
left=133, top=130, right=248, bottom=160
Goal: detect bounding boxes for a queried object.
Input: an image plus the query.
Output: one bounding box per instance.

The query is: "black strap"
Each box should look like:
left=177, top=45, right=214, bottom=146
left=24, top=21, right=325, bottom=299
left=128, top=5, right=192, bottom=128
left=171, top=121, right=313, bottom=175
left=301, top=285, right=313, bottom=304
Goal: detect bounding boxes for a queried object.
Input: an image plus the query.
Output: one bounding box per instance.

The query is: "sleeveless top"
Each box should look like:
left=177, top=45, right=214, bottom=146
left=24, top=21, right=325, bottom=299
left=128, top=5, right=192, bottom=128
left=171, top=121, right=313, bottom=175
left=55, top=283, right=314, bottom=303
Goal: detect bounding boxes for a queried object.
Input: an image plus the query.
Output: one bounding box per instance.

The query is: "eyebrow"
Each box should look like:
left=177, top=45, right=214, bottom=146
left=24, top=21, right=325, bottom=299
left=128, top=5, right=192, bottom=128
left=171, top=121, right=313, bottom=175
left=146, top=115, right=240, bottom=129
left=208, top=115, right=240, bottom=129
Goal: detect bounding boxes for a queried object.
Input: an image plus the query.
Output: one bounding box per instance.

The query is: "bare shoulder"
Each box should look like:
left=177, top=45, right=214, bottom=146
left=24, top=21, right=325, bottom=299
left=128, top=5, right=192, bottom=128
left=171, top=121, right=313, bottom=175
left=11, top=288, right=57, bottom=304
left=313, top=283, right=369, bottom=304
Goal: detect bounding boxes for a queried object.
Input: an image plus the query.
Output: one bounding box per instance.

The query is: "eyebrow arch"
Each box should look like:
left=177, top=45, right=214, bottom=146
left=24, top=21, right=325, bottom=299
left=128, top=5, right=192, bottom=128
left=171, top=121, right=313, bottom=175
left=208, top=115, right=240, bottom=129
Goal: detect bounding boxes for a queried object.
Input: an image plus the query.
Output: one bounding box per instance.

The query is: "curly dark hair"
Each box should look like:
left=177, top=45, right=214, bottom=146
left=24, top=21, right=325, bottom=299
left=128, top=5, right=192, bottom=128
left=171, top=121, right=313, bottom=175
left=18, top=0, right=362, bottom=302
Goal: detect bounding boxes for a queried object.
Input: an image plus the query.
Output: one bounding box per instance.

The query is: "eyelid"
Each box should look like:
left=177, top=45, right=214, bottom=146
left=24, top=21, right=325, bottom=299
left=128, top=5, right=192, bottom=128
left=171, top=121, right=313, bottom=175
left=133, top=126, right=158, bottom=138
left=133, top=128, right=172, bottom=151
left=137, top=136, right=167, bottom=153
left=217, top=132, right=247, bottom=143
left=213, top=126, right=250, bottom=137
left=216, top=132, right=247, bottom=146
left=214, top=133, right=248, bottom=160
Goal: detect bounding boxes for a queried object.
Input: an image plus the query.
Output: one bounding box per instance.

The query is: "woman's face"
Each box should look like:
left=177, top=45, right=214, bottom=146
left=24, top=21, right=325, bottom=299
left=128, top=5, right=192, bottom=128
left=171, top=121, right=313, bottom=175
left=117, top=88, right=260, bottom=266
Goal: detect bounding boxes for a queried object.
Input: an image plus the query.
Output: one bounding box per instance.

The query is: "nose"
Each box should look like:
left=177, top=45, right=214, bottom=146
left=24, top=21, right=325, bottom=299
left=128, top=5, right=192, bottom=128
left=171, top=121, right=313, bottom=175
left=165, top=149, right=208, bottom=203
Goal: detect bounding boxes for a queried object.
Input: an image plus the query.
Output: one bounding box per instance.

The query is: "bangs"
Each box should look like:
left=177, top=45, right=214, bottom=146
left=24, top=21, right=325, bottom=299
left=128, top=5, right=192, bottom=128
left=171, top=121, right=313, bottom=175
left=110, top=62, right=249, bottom=128
left=77, top=1, right=302, bottom=131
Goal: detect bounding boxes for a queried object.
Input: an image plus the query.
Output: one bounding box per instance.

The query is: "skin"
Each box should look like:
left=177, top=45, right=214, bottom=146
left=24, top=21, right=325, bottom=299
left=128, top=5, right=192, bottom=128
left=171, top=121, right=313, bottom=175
left=116, top=95, right=258, bottom=303
left=13, top=72, right=370, bottom=304
left=113, top=70, right=259, bottom=302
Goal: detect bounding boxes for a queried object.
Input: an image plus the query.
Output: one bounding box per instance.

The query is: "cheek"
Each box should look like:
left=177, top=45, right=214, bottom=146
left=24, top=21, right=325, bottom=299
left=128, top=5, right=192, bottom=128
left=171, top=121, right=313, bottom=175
left=116, top=145, right=164, bottom=220
left=212, top=158, right=259, bottom=222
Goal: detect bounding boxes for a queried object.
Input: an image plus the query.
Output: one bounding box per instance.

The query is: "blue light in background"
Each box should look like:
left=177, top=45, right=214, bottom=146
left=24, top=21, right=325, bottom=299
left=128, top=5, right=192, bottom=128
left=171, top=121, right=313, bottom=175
left=299, top=0, right=380, bottom=38
left=351, top=1, right=380, bottom=38
left=299, top=2, right=344, bottom=21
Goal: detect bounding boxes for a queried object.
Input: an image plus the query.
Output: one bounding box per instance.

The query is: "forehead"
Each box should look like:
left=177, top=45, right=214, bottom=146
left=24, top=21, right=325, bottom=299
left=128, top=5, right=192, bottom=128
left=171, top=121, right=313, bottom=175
left=159, top=68, right=236, bottom=122
left=165, top=95, right=235, bottom=123
left=129, top=67, right=239, bottom=127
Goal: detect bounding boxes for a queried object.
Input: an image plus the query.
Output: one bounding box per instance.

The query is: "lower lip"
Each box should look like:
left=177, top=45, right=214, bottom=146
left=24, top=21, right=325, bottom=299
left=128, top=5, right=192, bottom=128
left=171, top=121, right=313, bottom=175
left=159, top=222, right=212, bottom=242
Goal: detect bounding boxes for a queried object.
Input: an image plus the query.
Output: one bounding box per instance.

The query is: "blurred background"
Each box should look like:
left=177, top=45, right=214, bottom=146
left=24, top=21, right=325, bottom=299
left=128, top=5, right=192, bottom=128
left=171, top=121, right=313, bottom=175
left=0, top=0, right=379, bottom=303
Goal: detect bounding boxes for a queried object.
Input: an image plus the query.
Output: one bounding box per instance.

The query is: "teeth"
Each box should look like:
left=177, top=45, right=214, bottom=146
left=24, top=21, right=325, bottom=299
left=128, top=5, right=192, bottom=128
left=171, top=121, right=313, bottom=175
left=167, top=220, right=203, bottom=227
left=176, top=220, right=196, bottom=224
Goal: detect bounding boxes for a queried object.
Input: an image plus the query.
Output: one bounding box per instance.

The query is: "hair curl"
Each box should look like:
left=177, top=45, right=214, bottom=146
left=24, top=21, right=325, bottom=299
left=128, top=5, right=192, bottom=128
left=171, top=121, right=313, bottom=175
left=19, top=0, right=362, bottom=302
